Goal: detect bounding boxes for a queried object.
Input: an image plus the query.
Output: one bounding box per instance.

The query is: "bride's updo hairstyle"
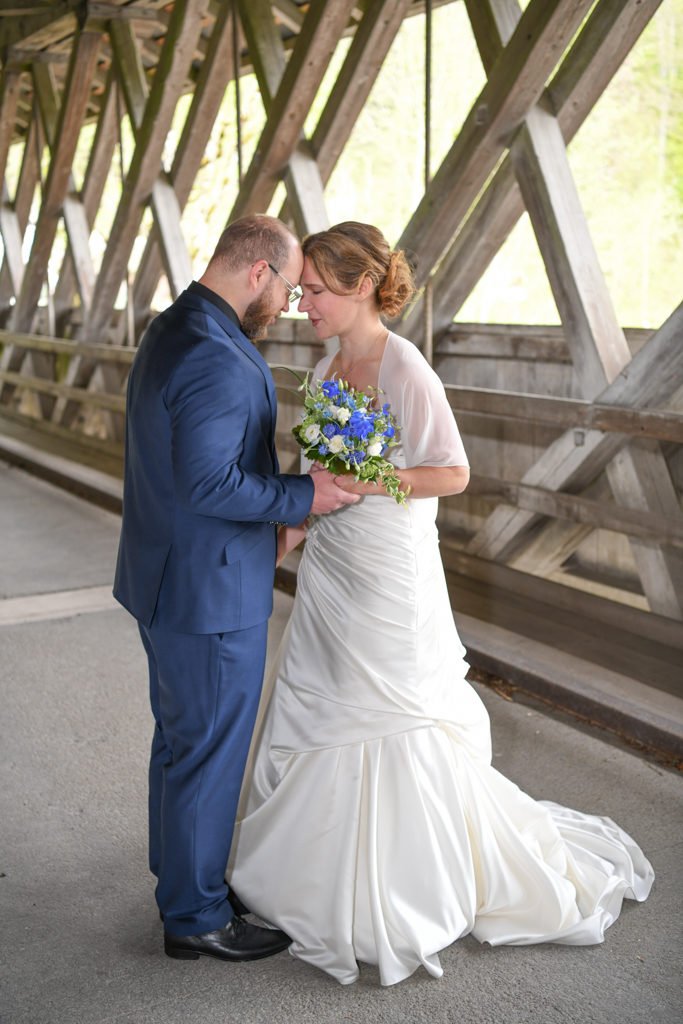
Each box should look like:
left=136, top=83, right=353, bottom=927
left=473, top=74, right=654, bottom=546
left=302, top=222, right=415, bottom=319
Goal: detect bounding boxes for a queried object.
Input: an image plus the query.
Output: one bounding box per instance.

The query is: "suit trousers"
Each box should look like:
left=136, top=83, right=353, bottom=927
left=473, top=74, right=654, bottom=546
left=138, top=619, right=268, bottom=936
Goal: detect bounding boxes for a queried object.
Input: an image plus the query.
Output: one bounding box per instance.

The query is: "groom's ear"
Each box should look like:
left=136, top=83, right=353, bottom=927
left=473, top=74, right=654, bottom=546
left=248, top=259, right=270, bottom=292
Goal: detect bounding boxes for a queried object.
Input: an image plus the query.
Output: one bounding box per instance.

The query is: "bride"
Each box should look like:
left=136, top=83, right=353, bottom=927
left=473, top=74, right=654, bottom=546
left=228, top=221, right=654, bottom=986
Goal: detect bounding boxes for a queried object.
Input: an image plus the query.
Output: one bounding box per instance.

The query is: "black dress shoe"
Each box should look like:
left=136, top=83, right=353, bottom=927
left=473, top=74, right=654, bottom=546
left=159, top=887, right=250, bottom=923
left=164, top=916, right=291, bottom=962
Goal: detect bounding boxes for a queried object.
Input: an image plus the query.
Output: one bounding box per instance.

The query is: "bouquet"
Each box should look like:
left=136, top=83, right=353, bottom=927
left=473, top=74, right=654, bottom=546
left=292, top=374, right=408, bottom=505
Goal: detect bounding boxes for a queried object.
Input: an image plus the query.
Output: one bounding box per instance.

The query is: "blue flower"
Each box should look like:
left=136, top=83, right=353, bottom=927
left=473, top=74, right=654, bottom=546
left=318, top=443, right=329, bottom=455
left=384, top=424, right=395, bottom=439
left=322, top=423, right=339, bottom=438
left=349, top=451, right=366, bottom=464
left=322, top=380, right=340, bottom=399
left=349, top=410, right=374, bottom=439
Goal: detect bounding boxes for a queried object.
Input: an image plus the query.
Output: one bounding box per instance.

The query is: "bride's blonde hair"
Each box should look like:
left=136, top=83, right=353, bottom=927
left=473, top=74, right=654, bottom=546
left=302, top=222, right=415, bottom=318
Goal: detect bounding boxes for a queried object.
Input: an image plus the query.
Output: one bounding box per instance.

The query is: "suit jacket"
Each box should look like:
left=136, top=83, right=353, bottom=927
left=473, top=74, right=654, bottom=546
left=113, top=288, right=313, bottom=634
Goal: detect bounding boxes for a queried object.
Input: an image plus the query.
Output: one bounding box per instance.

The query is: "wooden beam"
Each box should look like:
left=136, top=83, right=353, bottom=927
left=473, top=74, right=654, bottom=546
left=0, top=369, right=125, bottom=413
left=398, top=0, right=594, bottom=288
left=0, top=68, right=21, bottom=186
left=440, top=541, right=683, bottom=652
left=467, top=473, right=683, bottom=551
left=28, top=58, right=98, bottom=316
left=50, top=3, right=208, bottom=431
left=0, top=2, right=78, bottom=51
left=271, top=0, right=306, bottom=33
left=401, top=0, right=663, bottom=343
left=53, top=68, right=118, bottom=326
left=446, top=386, right=683, bottom=444
left=128, top=3, right=235, bottom=327
left=82, top=0, right=209, bottom=341
left=466, top=303, right=683, bottom=617
left=467, top=0, right=683, bottom=619
left=509, top=101, right=629, bottom=391
left=11, top=29, right=102, bottom=333
left=436, top=323, right=651, bottom=363
left=310, top=0, right=412, bottom=184
left=237, top=0, right=326, bottom=233
left=0, top=189, right=25, bottom=295
left=107, top=19, right=192, bottom=300
left=230, top=0, right=348, bottom=230
left=0, top=329, right=135, bottom=364
left=237, top=0, right=286, bottom=101
left=0, top=104, right=42, bottom=320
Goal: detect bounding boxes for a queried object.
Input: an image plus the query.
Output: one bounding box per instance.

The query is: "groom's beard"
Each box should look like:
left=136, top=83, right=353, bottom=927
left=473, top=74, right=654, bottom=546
left=242, top=282, right=279, bottom=341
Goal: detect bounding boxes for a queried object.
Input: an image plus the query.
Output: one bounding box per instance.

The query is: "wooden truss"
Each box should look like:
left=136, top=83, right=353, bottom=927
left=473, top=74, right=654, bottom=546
left=0, top=0, right=681, bottom=624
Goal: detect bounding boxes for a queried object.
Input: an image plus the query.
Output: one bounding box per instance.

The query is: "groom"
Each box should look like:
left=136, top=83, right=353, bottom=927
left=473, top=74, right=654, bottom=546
left=114, top=214, right=357, bottom=962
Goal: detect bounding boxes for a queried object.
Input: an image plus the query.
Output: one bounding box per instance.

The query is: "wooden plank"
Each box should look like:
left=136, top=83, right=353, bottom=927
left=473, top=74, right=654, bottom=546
left=272, top=0, right=306, bottom=33
left=509, top=102, right=629, bottom=392
left=401, top=0, right=663, bottom=343
left=467, top=473, right=683, bottom=549
left=130, top=3, right=235, bottom=325
left=21, top=58, right=98, bottom=325
left=231, top=0, right=358, bottom=226
left=0, top=68, right=21, bottom=186
left=52, top=3, right=207, bottom=429
left=11, top=29, right=102, bottom=333
left=0, top=106, right=42, bottom=332
left=398, top=0, right=594, bottom=289
left=436, top=323, right=652, bottom=361
left=466, top=304, right=683, bottom=614
left=461, top=0, right=683, bottom=619
left=238, top=0, right=327, bottom=234
left=82, top=0, right=209, bottom=342
left=107, top=20, right=192, bottom=300
left=108, top=17, right=148, bottom=129
left=0, top=329, right=135, bottom=364
left=53, top=69, right=118, bottom=326
left=441, top=542, right=683, bottom=652
left=0, top=369, right=125, bottom=412
left=0, top=3, right=78, bottom=51
left=237, top=0, right=286, bottom=100
left=445, top=385, right=683, bottom=443
left=310, top=0, right=412, bottom=183
left=451, top=612, right=683, bottom=759
left=0, top=407, right=123, bottom=463
left=0, top=433, right=123, bottom=515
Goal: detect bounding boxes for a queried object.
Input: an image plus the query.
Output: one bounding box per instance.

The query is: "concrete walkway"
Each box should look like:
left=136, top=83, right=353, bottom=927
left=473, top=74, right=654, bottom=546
left=1, top=461, right=681, bottom=1024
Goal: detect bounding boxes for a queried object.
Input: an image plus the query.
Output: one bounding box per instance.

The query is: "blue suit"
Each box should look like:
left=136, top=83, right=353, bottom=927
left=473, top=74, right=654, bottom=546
left=114, top=285, right=313, bottom=936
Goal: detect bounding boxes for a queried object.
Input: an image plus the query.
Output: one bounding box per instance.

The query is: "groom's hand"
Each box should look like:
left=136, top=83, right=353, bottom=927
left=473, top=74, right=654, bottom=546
left=309, top=469, right=360, bottom=515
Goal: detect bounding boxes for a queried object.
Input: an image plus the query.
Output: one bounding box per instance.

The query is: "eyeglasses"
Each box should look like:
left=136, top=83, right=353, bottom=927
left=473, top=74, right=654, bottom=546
left=268, top=263, right=302, bottom=304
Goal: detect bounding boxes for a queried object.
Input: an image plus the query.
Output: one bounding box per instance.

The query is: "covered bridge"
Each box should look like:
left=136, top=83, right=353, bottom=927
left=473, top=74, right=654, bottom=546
left=0, top=0, right=681, bottom=759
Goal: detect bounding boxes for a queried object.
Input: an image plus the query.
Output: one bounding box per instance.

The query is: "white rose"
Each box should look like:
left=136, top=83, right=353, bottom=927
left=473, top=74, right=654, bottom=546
left=334, top=407, right=351, bottom=425
left=303, top=424, right=321, bottom=443
left=328, top=434, right=346, bottom=453
left=367, top=441, right=383, bottom=457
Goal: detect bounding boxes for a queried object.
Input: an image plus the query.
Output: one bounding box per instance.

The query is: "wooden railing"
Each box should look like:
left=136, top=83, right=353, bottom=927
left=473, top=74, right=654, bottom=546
left=2, top=325, right=681, bottom=564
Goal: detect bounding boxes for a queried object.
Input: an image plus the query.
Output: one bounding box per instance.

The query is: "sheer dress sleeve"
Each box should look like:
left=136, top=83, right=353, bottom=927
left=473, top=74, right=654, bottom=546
left=381, top=333, right=468, bottom=468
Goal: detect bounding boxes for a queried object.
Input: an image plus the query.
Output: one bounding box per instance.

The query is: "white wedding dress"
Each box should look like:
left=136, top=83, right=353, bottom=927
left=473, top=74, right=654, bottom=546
left=228, top=332, right=654, bottom=986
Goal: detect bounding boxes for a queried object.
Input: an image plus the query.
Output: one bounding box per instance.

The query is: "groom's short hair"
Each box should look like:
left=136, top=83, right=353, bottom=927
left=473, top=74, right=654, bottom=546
left=210, top=215, right=294, bottom=273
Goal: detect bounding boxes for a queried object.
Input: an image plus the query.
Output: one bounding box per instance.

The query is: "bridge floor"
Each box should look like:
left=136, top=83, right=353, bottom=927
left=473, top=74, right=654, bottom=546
left=1, top=461, right=681, bottom=1024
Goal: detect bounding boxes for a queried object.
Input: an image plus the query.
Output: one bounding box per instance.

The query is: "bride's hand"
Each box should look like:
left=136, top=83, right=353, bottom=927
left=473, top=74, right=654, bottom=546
left=332, top=475, right=384, bottom=497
